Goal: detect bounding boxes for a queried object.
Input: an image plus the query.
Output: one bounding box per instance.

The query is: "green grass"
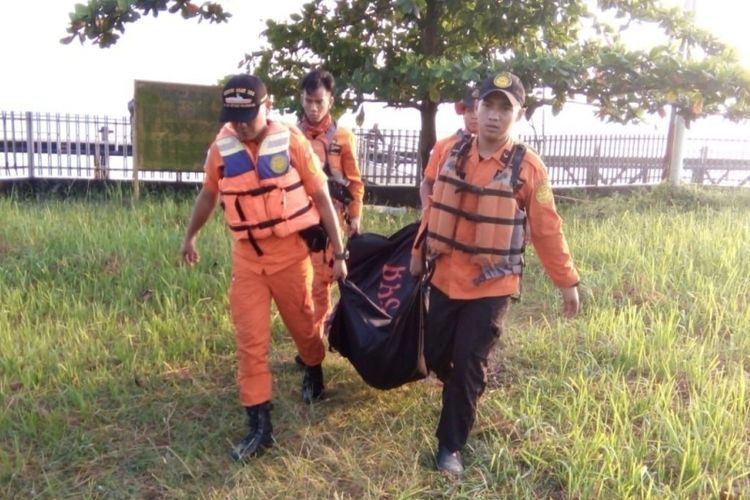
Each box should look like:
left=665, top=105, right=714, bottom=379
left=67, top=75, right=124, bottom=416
left=1, top=185, right=749, bottom=498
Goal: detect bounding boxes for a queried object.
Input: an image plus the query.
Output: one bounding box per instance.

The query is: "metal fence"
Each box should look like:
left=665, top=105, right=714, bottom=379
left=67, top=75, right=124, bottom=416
left=2, top=111, right=749, bottom=188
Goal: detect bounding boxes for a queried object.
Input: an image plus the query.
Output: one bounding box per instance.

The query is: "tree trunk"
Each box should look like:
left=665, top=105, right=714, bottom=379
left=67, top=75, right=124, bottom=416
left=418, top=101, right=438, bottom=172
left=416, top=0, right=441, bottom=172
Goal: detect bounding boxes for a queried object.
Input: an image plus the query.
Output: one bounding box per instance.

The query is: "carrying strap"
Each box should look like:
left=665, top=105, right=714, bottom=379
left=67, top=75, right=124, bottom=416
left=505, top=143, right=527, bottom=190
left=447, top=132, right=474, bottom=179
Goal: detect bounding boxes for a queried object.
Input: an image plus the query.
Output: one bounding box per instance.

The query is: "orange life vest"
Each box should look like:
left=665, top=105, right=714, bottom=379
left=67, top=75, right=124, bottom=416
left=426, top=137, right=527, bottom=285
left=298, top=120, right=349, bottom=189
left=216, top=122, right=320, bottom=250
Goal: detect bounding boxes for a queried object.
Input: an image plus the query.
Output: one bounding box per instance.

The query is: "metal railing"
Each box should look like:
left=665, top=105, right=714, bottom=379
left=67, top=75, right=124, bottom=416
left=3, top=111, right=749, bottom=188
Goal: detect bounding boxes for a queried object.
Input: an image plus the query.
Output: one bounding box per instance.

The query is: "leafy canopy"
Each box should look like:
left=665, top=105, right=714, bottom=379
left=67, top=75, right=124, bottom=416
left=62, top=0, right=230, bottom=48
left=65, top=0, right=750, bottom=164
left=246, top=0, right=750, bottom=124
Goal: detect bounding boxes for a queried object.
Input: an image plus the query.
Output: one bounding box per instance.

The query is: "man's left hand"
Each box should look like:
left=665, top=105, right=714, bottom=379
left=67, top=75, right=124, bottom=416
left=560, top=286, right=580, bottom=318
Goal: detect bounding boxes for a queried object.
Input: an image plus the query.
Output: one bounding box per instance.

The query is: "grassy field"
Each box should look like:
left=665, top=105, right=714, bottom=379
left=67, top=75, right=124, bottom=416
left=1, top=185, right=749, bottom=499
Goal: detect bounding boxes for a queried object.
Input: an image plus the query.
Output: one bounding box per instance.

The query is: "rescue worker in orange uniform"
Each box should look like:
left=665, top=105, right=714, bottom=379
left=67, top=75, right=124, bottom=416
left=410, top=72, right=580, bottom=477
left=180, top=74, right=348, bottom=462
left=419, top=85, right=479, bottom=210
left=296, top=69, right=365, bottom=345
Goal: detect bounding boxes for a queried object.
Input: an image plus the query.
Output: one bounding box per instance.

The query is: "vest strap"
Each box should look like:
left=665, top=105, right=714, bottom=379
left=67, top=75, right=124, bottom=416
left=506, top=144, right=527, bottom=189
left=437, top=174, right=516, bottom=198
left=426, top=230, right=525, bottom=256
left=430, top=201, right=525, bottom=225
left=220, top=180, right=303, bottom=197
left=229, top=201, right=314, bottom=233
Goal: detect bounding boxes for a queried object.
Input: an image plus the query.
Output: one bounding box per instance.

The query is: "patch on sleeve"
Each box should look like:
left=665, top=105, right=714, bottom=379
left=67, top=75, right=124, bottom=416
left=535, top=180, right=554, bottom=205
left=305, top=143, right=322, bottom=174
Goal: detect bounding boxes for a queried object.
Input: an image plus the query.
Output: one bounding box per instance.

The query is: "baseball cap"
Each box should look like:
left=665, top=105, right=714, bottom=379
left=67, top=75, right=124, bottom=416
left=461, top=85, right=479, bottom=107
left=455, top=85, right=480, bottom=114
left=477, top=72, right=526, bottom=108
left=219, top=74, right=268, bottom=123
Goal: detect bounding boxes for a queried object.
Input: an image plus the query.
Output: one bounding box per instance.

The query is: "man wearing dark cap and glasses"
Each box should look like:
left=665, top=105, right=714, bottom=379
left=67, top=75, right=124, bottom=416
left=411, top=71, right=580, bottom=477
left=180, top=74, right=348, bottom=462
left=417, top=84, right=480, bottom=213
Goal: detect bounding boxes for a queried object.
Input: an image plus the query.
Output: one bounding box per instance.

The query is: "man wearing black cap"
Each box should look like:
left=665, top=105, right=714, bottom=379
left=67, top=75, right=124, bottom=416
left=410, top=71, right=580, bottom=477
left=417, top=85, right=480, bottom=212
left=180, top=74, right=348, bottom=461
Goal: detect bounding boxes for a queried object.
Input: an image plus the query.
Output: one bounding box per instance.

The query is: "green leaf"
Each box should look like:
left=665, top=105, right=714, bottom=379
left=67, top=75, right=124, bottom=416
left=73, top=3, right=89, bottom=17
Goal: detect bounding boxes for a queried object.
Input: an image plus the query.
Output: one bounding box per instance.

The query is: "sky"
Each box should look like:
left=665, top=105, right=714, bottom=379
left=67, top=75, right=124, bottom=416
left=1, top=0, right=749, bottom=139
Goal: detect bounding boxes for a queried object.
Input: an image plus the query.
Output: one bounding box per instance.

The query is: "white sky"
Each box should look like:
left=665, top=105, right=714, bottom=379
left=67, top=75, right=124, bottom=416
left=1, top=0, right=748, bottom=138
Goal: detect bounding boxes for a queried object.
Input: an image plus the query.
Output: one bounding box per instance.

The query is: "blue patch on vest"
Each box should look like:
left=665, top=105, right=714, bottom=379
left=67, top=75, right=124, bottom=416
left=223, top=150, right=254, bottom=177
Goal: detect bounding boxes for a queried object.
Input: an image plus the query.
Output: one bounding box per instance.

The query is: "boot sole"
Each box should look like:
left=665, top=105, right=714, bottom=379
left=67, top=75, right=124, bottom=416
left=302, top=388, right=324, bottom=404
left=230, top=439, right=273, bottom=462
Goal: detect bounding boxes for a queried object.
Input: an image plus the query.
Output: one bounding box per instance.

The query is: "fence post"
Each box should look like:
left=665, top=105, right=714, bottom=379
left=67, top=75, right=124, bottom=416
left=691, top=145, right=707, bottom=184
left=385, top=142, right=396, bottom=186
left=98, top=124, right=111, bottom=180
left=587, top=139, right=600, bottom=186
left=25, top=112, right=34, bottom=179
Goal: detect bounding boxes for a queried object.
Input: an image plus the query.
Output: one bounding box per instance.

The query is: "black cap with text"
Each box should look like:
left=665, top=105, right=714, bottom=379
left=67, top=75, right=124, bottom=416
left=219, top=74, right=268, bottom=123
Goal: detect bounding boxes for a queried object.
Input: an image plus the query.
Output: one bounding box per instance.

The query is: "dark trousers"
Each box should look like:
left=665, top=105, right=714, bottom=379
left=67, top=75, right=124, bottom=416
left=425, top=286, right=509, bottom=452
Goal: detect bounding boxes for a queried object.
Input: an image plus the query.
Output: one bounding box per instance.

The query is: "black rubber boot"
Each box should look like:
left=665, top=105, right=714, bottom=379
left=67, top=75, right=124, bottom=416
left=230, top=402, right=273, bottom=461
left=301, top=364, right=324, bottom=404
left=246, top=404, right=258, bottom=433
left=294, top=353, right=305, bottom=369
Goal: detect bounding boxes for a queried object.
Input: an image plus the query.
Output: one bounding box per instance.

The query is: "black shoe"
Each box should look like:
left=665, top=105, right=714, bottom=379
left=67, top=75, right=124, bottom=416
left=301, top=364, right=324, bottom=404
left=436, top=445, right=464, bottom=477
left=294, top=353, right=305, bottom=368
left=230, top=402, right=273, bottom=461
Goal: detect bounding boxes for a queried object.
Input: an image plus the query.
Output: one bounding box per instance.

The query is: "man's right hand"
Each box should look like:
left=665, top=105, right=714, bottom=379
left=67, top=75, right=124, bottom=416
left=409, top=254, right=424, bottom=277
left=181, top=237, right=200, bottom=266
left=332, top=258, right=348, bottom=281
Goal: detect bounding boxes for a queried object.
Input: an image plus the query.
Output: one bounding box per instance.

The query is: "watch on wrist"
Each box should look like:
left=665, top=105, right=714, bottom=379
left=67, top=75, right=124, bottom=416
left=334, top=250, right=349, bottom=261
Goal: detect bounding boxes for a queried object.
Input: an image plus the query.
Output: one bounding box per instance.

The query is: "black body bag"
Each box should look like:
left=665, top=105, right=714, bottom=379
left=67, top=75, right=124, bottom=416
left=328, top=222, right=428, bottom=390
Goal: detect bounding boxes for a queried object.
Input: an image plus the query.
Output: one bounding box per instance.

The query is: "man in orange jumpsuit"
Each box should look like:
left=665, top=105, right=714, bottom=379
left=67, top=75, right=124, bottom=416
left=419, top=85, right=480, bottom=210
left=297, top=68, right=365, bottom=345
left=180, top=74, right=348, bottom=462
left=410, top=72, right=580, bottom=476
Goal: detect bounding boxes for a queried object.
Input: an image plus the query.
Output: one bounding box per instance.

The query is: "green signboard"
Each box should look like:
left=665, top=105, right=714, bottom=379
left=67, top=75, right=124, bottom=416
left=134, top=80, right=222, bottom=172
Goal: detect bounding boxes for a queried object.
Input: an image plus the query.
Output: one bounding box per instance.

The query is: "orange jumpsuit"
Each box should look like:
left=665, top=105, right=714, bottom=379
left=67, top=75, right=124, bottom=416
left=203, top=121, right=329, bottom=406
left=298, top=115, right=364, bottom=337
